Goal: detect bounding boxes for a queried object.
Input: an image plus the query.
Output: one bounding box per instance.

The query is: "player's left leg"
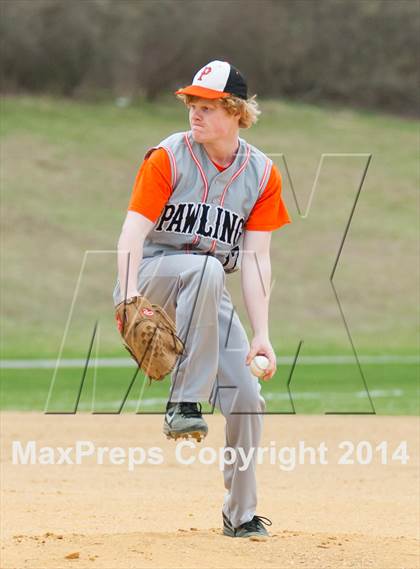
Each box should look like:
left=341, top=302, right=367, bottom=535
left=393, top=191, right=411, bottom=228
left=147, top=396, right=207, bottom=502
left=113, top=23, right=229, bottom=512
left=209, top=287, right=271, bottom=537
left=114, top=253, right=225, bottom=441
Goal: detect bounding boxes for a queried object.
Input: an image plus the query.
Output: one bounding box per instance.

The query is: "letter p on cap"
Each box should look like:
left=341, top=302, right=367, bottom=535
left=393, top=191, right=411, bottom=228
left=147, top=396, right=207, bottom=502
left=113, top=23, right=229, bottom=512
left=198, top=66, right=212, bottom=81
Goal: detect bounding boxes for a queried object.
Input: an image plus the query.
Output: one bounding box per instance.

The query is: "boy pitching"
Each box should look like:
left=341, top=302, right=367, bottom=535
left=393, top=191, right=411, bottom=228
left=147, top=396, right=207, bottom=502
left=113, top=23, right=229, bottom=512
left=114, top=60, right=291, bottom=537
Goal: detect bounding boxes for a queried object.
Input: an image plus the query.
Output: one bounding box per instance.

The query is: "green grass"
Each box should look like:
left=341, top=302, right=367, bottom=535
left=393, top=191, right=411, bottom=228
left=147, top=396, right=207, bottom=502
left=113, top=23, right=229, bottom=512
left=1, top=363, right=418, bottom=415
left=1, top=95, right=418, bottom=359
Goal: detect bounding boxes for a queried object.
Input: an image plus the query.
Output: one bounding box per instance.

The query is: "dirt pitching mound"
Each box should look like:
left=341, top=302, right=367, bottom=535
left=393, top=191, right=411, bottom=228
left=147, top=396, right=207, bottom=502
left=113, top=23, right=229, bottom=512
left=1, top=413, right=418, bottom=568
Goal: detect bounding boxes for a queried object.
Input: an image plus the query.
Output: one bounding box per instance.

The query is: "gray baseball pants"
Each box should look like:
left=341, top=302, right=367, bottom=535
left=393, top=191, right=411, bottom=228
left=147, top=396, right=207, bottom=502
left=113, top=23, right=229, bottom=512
left=113, top=253, right=266, bottom=528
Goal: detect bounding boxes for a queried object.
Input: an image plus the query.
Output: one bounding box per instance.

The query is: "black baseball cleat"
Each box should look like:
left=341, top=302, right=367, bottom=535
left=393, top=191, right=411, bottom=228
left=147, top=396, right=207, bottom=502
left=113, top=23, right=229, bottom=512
left=222, top=512, right=272, bottom=538
left=163, top=402, right=208, bottom=442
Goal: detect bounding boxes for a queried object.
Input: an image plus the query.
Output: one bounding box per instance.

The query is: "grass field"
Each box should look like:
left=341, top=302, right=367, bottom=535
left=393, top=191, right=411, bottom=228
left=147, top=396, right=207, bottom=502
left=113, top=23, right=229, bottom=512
left=1, top=360, right=418, bottom=415
left=1, top=96, right=418, bottom=413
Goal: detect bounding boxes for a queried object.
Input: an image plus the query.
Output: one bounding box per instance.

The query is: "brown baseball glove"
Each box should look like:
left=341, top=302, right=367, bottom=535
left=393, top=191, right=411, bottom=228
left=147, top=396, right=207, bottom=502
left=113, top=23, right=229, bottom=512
left=115, top=296, right=184, bottom=381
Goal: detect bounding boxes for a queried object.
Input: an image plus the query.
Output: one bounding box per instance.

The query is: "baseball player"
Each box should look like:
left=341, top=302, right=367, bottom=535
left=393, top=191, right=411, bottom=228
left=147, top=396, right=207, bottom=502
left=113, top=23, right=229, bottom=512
left=114, top=60, right=291, bottom=537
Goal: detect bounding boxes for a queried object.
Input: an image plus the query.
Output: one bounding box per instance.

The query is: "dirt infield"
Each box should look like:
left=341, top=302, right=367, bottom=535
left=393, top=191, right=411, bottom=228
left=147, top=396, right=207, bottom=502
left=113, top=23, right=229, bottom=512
left=1, top=412, right=418, bottom=568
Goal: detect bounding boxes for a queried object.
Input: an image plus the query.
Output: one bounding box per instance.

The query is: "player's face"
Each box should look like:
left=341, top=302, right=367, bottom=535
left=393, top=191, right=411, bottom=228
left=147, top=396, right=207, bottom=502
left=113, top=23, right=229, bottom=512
left=188, top=99, right=239, bottom=143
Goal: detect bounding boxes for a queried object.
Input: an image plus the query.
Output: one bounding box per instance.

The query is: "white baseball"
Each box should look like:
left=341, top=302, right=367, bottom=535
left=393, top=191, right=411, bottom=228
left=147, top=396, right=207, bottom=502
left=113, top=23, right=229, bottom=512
left=250, top=355, right=270, bottom=379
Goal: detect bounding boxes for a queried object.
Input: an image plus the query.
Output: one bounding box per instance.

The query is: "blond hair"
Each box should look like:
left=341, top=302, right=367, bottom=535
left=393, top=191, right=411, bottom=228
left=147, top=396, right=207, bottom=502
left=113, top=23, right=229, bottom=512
left=177, top=94, right=261, bottom=129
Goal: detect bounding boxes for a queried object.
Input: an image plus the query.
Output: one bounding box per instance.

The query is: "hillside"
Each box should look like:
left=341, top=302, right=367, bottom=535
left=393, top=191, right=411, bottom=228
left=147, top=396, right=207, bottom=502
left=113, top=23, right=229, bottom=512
left=1, top=96, right=418, bottom=358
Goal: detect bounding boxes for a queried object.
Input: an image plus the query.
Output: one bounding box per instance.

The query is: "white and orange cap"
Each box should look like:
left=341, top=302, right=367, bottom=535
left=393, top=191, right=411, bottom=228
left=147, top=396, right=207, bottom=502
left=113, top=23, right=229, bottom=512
left=175, top=60, right=248, bottom=100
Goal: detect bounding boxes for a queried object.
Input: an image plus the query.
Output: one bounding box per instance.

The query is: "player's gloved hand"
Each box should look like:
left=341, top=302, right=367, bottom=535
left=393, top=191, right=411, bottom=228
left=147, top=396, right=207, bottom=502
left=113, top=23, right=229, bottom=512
left=246, top=334, right=277, bottom=381
left=115, top=295, right=185, bottom=381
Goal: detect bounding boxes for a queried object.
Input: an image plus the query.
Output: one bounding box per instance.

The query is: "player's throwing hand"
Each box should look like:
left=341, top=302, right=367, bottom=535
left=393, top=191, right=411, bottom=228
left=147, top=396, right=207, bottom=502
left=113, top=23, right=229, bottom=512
left=246, top=335, right=277, bottom=380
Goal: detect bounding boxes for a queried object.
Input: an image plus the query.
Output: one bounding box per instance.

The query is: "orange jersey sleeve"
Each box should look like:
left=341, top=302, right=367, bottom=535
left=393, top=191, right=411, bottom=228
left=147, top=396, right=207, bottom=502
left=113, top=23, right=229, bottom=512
left=244, top=164, right=292, bottom=231
left=128, top=148, right=173, bottom=221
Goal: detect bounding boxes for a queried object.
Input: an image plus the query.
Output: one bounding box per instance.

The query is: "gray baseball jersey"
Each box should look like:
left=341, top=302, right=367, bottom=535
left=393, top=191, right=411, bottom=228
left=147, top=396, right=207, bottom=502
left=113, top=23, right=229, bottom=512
left=141, top=131, right=272, bottom=272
